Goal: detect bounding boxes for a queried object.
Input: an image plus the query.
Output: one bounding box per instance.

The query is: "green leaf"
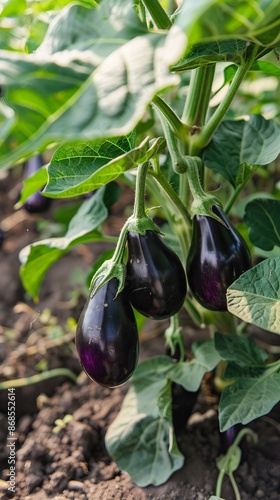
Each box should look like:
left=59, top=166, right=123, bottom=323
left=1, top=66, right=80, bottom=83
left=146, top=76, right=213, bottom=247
left=227, top=256, right=280, bottom=334
left=44, top=135, right=166, bottom=197
left=219, top=362, right=280, bottom=431
left=38, top=1, right=145, bottom=58
left=172, top=39, right=248, bottom=71
left=175, top=0, right=280, bottom=48
left=203, top=115, right=280, bottom=186
left=216, top=445, right=242, bottom=473
left=0, top=0, right=181, bottom=170
left=105, top=363, right=184, bottom=487
left=19, top=186, right=108, bottom=299
left=170, top=340, right=221, bottom=391
left=106, top=343, right=220, bottom=487
left=16, top=165, right=48, bottom=207
left=244, top=198, right=280, bottom=251
left=214, top=332, right=267, bottom=367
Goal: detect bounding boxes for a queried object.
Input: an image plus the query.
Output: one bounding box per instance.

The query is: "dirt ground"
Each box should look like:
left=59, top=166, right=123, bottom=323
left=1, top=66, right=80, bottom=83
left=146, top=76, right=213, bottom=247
left=0, top=170, right=280, bottom=500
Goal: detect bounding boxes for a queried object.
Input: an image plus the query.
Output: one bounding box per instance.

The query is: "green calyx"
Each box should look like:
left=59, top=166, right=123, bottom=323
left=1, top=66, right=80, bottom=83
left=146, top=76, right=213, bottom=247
left=185, top=155, right=224, bottom=223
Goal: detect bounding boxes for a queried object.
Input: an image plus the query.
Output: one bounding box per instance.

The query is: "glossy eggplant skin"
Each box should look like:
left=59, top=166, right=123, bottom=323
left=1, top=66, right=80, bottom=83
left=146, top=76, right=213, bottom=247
left=23, top=155, right=52, bottom=213
left=76, top=278, right=138, bottom=388
left=186, top=205, right=251, bottom=311
left=126, top=231, right=187, bottom=319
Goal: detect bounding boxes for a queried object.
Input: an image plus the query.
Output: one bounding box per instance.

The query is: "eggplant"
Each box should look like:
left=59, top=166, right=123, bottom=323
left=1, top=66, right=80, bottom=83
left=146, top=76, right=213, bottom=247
left=186, top=205, right=251, bottom=311
left=0, top=225, right=4, bottom=247
left=126, top=230, right=187, bottom=319
left=23, top=155, right=52, bottom=213
left=76, top=278, right=139, bottom=388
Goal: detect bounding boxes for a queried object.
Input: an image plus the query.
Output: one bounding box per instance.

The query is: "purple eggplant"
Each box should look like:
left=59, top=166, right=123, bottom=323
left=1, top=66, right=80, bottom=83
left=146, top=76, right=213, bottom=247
left=186, top=205, right=251, bottom=311
left=76, top=278, right=138, bottom=388
left=126, top=230, right=187, bottom=319
left=23, top=155, right=52, bottom=213
left=0, top=225, right=4, bottom=247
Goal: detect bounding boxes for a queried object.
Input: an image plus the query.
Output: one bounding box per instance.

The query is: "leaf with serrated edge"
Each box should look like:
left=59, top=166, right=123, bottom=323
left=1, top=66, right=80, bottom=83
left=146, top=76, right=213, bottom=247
left=227, top=256, right=280, bottom=334
left=219, top=362, right=280, bottom=431
left=244, top=199, right=280, bottom=251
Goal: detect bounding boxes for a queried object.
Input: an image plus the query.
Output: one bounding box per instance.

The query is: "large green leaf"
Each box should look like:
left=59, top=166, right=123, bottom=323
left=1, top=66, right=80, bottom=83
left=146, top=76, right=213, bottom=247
left=175, top=0, right=280, bottom=48
left=227, top=256, right=280, bottom=334
left=43, top=135, right=166, bottom=197
left=38, top=1, right=145, bottom=58
left=0, top=0, right=184, bottom=171
left=106, top=342, right=220, bottom=486
left=19, top=186, right=109, bottom=299
left=105, top=358, right=184, bottom=487
left=203, top=115, right=280, bottom=186
left=219, top=362, right=280, bottom=431
left=244, top=198, right=280, bottom=251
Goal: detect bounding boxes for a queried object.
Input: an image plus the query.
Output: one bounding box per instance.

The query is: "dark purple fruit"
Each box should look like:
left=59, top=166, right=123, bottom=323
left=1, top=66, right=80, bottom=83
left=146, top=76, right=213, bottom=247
left=0, top=225, right=4, bottom=247
left=23, top=155, right=52, bottom=213
left=76, top=278, right=138, bottom=388
left=126, top=230, right=187, bottom=319
left=186, top=205, right=251, bottom=311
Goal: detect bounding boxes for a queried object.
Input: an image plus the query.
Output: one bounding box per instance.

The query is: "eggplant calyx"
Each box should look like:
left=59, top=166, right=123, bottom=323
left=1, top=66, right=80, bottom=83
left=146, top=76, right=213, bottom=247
left=89, top=261, right=126, bottom=299
left=126, top=213, right=162, bottom=236
left=191, top=199, right=227, bottom=226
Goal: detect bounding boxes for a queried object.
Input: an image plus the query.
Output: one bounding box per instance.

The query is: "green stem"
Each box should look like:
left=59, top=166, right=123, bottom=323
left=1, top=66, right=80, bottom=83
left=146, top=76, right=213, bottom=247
left=133, top=162, right=149, bottom=218
left=164, top=314, right=185, bottom=362
left=215, top=469, right=225, bottom=498
left=229, top=472, right=241, bottom=500
left=149, top=168, right=191, bottom=225
left=0, top=368, right=77, bottom=390
left=182, top=64, right=216, bottom=129
left=157, top=111, right=187, bottom=173
left=191, top=44, right=259, bottom=153
left=141, top=0, right=172, bottom=29
left=152, top=94, right=189, bottom=139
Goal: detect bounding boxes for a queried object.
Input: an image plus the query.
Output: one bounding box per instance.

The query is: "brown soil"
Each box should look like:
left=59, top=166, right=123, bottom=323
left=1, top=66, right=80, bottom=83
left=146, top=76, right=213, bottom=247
left=0, top=170, right=280, bottom=500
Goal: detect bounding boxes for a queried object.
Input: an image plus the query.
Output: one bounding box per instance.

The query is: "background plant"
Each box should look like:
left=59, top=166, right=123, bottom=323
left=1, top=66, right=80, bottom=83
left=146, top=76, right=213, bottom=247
left=0, top=0, right=280, bottom=493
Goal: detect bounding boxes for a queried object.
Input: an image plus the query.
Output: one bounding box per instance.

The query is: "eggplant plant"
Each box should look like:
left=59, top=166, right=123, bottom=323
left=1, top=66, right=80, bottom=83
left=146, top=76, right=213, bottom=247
left=1, top=0, right=280, bottom=496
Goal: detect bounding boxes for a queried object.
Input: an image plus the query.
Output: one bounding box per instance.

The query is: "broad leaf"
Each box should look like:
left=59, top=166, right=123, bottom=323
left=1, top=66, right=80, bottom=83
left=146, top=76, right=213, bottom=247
left=227, top=256, right=280, bottom=334
left=170, top=340, right=221, bottom=391
left=175, top=0, right=280, bottom=48
left=244, top=198, right=280, bottom=251
left=19, top=186, right=109, bottom=299
left=219, top=362, right=280, bottom=431
left=105, top=361, right=184, bottom=487
left=16, top=166, right=48, bottom=207
left=172, top=39, right=247, bottom=71
left=0, top=0, right=182, bottom=170
left=44, top=136, right=166, bottom=197
left=214, top=332, right=268, bottom=367
left=203, top=115, right=280, bottom=186
left=38, top=1, right=145, bottom=59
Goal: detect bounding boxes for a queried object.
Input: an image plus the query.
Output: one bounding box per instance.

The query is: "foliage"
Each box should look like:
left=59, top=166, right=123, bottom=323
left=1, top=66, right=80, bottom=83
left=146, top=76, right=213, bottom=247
left=1, top=0, right=280, bottom=493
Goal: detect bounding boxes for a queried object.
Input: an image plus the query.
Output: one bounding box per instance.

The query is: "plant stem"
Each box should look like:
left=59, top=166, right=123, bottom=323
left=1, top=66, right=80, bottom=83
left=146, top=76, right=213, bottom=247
left=133, top=162, right=149, bottom=219
left=156, top=110, right=187, bottom=173
left=0, top=368, right=77, bottom=390
left=149, top=168, right=191, bottom=225
left=141, top=0, right=172, bottom=29
left=229, top=472, right=241, bottom=500
left=191, top=44, right=259, bottom=153
left=215, top=469, right=225, bottom=498
left=182, top=64, right=216, bottom=129
left=152, top=95, right=189, bottom=138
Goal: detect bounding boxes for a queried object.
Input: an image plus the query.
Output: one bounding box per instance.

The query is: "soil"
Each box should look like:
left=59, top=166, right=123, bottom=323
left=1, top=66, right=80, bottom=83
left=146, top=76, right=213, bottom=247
left=0, top=169, right=280, bottom=500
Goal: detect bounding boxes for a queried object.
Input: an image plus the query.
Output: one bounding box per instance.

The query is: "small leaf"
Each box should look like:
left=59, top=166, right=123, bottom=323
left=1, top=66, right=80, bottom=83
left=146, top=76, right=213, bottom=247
left=244, top=198, right=280, bottom=251
left=219, top=362, right=280, bottom=431
left=19, top=186, right=108, bottom=299
left=16, top=165, right=48, bottom=207
left=214, top=332, right=267, bottom=367
left=203, top=115, right=280, bottom=186
left=227, top=256, right=280, bottom=334
left=216, top=445, right=242, bottom=473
